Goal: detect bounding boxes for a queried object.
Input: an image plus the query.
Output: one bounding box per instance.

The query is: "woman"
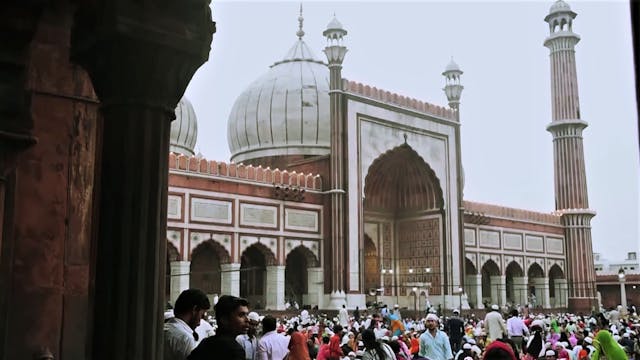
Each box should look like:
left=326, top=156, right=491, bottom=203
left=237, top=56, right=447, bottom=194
left=288, top=326, right=311, bottom=360
left=524, top=327, right=545, bottom=360
left=361, top=329, right=395, bottom=360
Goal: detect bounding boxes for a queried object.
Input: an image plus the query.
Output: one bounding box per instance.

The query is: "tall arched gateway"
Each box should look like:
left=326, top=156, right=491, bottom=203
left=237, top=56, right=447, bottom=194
left=363, top=144, right=444, bottom=306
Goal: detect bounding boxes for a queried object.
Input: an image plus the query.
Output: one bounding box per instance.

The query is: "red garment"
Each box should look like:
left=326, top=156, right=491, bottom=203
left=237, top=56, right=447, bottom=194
left=316, top=344, right=331, bottom=360
left=410, top=337, right=420, bottom=354
left=288, top=332, right=311, bottom=360
left=328, top=334, right=342, bottom=360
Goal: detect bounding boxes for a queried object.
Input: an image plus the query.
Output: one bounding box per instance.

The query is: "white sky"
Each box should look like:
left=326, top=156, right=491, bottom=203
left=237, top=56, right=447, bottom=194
left=184, top=0, right=640, bottom=262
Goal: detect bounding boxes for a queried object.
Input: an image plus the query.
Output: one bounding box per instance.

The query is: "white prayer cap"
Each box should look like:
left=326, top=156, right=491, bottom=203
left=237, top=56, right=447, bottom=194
left=426, top=313, right=439, bottom=321
left=584, top=336, right=593, bottom=344
left=491, top=304, right=499, bottom=310
left=463, top=343, right=472, bottom=350
left=545, top=350, right=556, bottom=357
left=248, top=312, right=260, bottom=322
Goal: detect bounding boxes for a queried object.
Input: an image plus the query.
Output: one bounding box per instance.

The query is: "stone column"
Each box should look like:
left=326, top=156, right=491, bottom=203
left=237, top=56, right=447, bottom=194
left=490, top=275, right=506, bottom=306
left=71, top=2, right=214, bottom=358
left=553, top=279, right=568, bottom=308
left=305, top=267, right=324, bottom=309
left=532, top=277, right=550, bottom=308
left=169, top=261, right=191, bottom=305
left=221, top=263, right=241, bottom=297
left=266, top=265, right=286, bottom=310
left=475, top=274, right=484, bottom=309
left=513, top=277, right=528, bottom=308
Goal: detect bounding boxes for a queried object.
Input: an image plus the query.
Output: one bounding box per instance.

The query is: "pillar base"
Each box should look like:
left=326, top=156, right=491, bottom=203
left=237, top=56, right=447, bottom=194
left=329, top=290, right=347, bottom=309
left=568, top=297, right=598, bottom=314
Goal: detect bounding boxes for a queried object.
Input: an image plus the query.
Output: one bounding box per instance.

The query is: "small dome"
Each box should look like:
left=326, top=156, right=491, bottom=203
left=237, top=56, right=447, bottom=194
left=549, top=0, right=571, bottom=15
left=444, top=58, right=462, bottom=73
left=171, top=97, right=198, bottom=156
left=326, top=16, right=344, bottom=32
left=227, top=39, right=330, bottom=163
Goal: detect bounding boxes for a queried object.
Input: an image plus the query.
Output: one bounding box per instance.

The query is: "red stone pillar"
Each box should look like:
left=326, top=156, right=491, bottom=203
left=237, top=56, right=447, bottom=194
left=70, top=2, right=214, bottom=358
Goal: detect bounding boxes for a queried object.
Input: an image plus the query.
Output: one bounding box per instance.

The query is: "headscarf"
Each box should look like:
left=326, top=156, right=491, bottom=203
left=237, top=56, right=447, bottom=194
left=591, top=330, right=627, bottom=360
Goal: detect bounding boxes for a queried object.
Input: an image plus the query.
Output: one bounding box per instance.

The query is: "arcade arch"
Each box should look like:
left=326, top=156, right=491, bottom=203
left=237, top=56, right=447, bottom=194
left=285, top=245, right=319, bottom=307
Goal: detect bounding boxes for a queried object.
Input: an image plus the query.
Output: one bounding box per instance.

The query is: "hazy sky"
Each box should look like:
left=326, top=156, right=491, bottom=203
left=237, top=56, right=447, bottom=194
left=184, top=0, right=639, bottom=262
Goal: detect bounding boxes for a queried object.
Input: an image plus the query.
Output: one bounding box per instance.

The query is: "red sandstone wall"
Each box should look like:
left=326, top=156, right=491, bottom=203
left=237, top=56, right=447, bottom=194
left=5, top=6, right=99, bottom=359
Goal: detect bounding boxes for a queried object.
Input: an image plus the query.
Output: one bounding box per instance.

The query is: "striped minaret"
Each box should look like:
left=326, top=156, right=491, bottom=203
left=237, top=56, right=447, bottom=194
left=544, top=0, right=597, bottom=312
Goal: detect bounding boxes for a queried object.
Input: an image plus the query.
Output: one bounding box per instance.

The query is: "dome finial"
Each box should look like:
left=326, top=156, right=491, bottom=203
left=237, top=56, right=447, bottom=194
left=296, top=3, right=305, bottom=40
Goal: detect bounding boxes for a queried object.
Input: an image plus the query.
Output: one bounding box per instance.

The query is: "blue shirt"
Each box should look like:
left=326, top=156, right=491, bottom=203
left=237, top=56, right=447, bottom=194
left=419, top=329, right=453, bottom=360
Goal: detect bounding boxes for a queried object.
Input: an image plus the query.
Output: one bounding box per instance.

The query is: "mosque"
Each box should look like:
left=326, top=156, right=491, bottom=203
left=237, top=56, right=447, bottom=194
left=165, top=0, right=598, bottom=313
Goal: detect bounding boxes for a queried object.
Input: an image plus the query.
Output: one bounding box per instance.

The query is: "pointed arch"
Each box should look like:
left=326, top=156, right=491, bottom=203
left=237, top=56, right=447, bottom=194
left=286, top=245, right=319, bottom=267
left=285, top=246, right=316, bottom=307
left=481, top=259, right=500, bottom=301
left=527, top=262, right=544, bottom=278
left=190, top=239, right=228, bottom=296
left=241, top=244, right=268, bottom=307
left=242, top=242, right=277, bottom=266
left=191, top=239, right=231, bottom=264
left=364, top=143, right=444, bottom=212
left=167, top=241, right=180, bottom=262
left=505, top=261, right=524, bottom=304
left=465, top=257, right=478, bottom=275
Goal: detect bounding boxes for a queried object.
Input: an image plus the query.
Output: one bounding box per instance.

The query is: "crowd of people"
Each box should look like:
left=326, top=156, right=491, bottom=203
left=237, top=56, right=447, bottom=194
left=163, top=289, right=640, bottom=360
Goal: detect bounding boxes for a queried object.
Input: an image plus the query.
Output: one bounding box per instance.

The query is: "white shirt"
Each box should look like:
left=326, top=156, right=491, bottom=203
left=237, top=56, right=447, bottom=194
left=237, top=333, right=258, bottom=360
left=339, top=308, right=350, bottom=326
left=195, top=319, right=214, bottom=344
left=164, top=317, right=197, bottom=360
left=257, top=330, right=290, bottom=360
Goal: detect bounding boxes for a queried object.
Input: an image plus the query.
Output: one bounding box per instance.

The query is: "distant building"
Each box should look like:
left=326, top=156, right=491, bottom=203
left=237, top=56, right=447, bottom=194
left=594, top=252, right=640, bottom=274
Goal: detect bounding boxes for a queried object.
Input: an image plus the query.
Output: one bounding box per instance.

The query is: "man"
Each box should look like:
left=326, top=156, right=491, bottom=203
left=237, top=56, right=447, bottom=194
left=445, top=309, right=464, bottom=353
left=506, top=309, right=529, bottom=353
left=257, top=315, right=290, bottom=360
left=419, top=313, right=453, bottom=360
left=484, top=304, right=507, bottom=342
left=338, top=304, right=349, bottom=327
left=165, top=289, right=211, bottom=360
left=188, top=295, right=250, bottom=360
left=237, top=312, right=261, bottom=360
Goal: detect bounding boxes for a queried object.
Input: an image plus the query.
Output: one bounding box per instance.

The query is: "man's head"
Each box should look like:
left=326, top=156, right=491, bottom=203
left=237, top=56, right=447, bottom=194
left=247, top=311, right=260, bottom=336
left=173, top=288, right=211, bottom=330
left=545, top=349, right=557, bottom=360
left=453, top=309, right=460, bottom=315
left=213, top=295, right=249, bottom=336
left=425, top=313, right=439, bottom=330
left=262, top=315, right=277, bottom=333
left=333, top=324, right=343, bottom=335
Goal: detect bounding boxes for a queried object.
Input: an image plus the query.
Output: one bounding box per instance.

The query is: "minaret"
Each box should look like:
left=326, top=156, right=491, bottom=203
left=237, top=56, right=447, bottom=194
left=323, top=15, right=348, bottom=307
left=443, top=59, right=466, bottom=307
left=544, top=0, right=597, bottom=312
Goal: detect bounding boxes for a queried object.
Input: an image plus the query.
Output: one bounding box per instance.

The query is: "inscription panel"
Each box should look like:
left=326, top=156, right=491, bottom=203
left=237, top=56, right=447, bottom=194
left=504, top=233, right=523, bottom=250
left=464, top=228, right=476, bottom=246
left=168, top=195, right=182, bottom=220
left=191, top=198, right=232, bottom=224
left=547, top=237, right=564, bottom=254
left=397, top=218, right=441, bottom=295
left=479, top=230, right=500, bottom=249
left=240, top=203, right=277, bottom=228
left=526, top=235, right=544, bottom=252
left=285, top=208, right=318, bottom=232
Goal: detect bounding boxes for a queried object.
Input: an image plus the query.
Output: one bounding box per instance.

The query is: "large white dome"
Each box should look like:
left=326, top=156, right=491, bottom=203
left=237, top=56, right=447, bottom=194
left=227, top=38, right=330, bottom=163
left=171, top=97, right=198, bottom=156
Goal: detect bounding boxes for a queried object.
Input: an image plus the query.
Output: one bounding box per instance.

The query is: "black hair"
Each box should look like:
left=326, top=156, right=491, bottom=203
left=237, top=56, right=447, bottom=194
left=362, top=329, right=386, bottom=360
left=262, top=315, right=277, bottom=332
left=322, top=336, right=330, bottom=344
left=213, top=295, right=248, bottom=323
left=174, top=288, right=210, bottom=316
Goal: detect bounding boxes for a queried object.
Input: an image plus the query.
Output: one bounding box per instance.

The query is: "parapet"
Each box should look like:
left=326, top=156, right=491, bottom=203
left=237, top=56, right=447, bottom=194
left=463, top=200, right=562, bottom=225
left=344, top=79, right=456, bottom=121
left=168, top=153, right=323, bottom=191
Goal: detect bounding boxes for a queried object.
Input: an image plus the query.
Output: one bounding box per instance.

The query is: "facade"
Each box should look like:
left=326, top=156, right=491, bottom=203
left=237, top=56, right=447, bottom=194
left=164, top=0, right=598, bottom=314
